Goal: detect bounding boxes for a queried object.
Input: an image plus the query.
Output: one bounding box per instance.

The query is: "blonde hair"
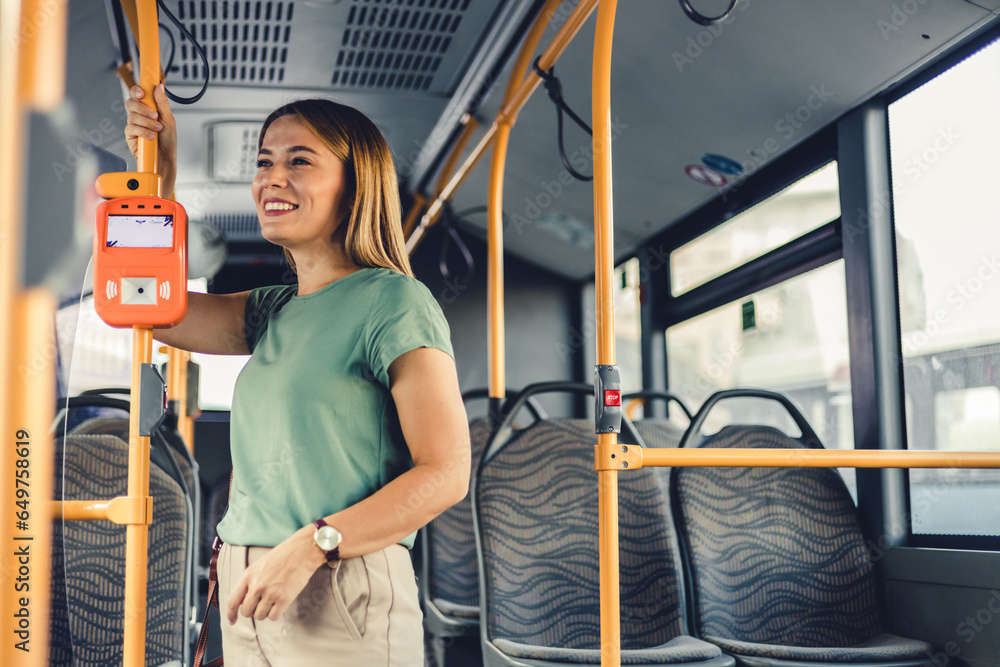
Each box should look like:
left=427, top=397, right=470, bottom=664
left=258, top=99, right=413, bottom=277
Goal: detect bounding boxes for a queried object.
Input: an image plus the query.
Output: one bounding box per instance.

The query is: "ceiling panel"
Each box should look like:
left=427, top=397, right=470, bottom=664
left=444, top=0, right=996, bottom=280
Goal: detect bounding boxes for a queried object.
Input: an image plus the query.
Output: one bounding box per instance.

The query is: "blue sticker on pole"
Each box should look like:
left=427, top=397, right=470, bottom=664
left=685, top=164, right=728, bottom=188
left=701, top=153, right=744, bottom=176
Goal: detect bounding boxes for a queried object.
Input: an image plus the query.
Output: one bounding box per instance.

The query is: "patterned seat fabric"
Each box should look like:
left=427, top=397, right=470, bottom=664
left=50, top=434, right=188, bottom=666
left=477, top=418, right=722, bottom=661
left=634, top=419, right=686, bottom=449
left=671, top=425, right=933, bottom=661
left=428, top=415, right=492, bottom=612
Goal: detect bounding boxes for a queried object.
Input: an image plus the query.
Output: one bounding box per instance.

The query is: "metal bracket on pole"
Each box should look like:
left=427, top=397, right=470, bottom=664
left=139, top=363, right=167, bottom=436
left=594, top=364, right=622, bottom=434
left=107, top=495, right=154, bottom=525
left=595, top=443, right=643, bottom=471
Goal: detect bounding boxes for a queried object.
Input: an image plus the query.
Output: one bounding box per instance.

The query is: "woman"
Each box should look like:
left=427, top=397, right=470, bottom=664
left=125, top=85, right=471, bottom=666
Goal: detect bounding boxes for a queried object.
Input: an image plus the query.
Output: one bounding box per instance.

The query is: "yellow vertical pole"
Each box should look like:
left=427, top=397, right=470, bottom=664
left=0, top=4, right=28, bottom=656
left=124, top=327, right=153, bottom=667
left=487, top=125, right=510, bottom=405
left=10, top=291, right=57, bottom=667
left=164, top=346, right=193, bottom=450
left=179, top=350, right=195, bottom=450
left=134, top=0, right=160, bottom=181
left=123, top=2, right=161, bottom=663
left=592, top=1, right=621, bottom=666
left=1, top=0, right=66, bottom=665
left=485, top=0, right=563, bottom=413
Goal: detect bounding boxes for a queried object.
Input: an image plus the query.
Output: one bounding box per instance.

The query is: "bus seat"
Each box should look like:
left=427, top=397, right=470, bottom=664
left=71, top=415, right=201, bottom=648
left=670, top=390, right=934, bottom=667
left=473, top=382, right=733, bottom=667
left=50, top=434, right=189, bottom=666
left=627, top=391, right=693, bottom=450
left=422, top=387, right=548, bottom=667
left=425, top=415, right=491, bottom=619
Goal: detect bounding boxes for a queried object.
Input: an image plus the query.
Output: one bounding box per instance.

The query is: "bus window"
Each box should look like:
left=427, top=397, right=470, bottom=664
left=671, top=162, right=840, bottom=295
left=889, top=35, right=1000, bottom=538
left=581, top=258, right=644, bottom=414
left=667, top=260, right=855, bottom=498
left=56, top=279, right=249, bottom=410
left=615, top=258, right=642, bottom=396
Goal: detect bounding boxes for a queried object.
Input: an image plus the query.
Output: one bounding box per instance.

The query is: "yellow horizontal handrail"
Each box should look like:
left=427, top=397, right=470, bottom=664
left=53, top=501, right=111, bottom=521
left=597, top=445, right=1000, bottom=470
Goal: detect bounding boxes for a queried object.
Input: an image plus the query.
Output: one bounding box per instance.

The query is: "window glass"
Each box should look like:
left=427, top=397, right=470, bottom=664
left=667, top=261, right=855, bottom=497
left=616, top=258, right=642, bottom=396
left=889, top=37, right=1000, bottom=537
left=671, top=162, right=840, bottom=295
left=56, top=280, right=249, bottom=411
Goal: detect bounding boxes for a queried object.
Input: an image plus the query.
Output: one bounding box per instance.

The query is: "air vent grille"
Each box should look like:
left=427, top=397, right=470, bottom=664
left=331, top=0, right=470, bottom=91
left=171, top=1, right=294, bottom=85
left=205, top=213, right=263, bottom=240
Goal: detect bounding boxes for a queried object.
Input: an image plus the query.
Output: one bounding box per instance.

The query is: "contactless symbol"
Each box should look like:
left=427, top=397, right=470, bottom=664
left=685, top=164, right=728, bottom=188
left=159, top=281, right=171, bottom=300
left=106, top=280, right=118, bottom=300
left=701, top=153, right=744, bottom=175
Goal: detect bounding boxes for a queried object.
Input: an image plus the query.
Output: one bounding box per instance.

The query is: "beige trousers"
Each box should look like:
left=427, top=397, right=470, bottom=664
left=218, top=542, right=424, bottom=667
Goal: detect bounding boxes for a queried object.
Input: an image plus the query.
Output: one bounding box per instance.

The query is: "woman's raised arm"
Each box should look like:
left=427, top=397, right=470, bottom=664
left=124, top=85, right=252, bottom=355
left=153, top=291, right=251, bottom=355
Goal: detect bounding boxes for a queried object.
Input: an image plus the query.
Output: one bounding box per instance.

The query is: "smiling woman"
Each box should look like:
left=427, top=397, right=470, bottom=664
left=123, top=88, right=471, bottom=666
left=252, top=100, right=413, bottom=285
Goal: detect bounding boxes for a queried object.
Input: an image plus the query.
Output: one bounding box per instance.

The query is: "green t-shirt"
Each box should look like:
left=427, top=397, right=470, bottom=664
left=216, top=267, right=453, bottom=548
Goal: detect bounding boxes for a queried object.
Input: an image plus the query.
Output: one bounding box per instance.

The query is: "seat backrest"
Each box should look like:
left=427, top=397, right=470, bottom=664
left=425, top=415, right=492, bottom=609
left=634, top=418, right=686, bottom=449
left=71, top=417, right=196, bottom=498
left=475, top=418, right=686, bottom=650
left=671, top=424, right=884, bottom=646
left=50, top=434, right=189, bottom=666
left=70, top=416, right=199, bottom=647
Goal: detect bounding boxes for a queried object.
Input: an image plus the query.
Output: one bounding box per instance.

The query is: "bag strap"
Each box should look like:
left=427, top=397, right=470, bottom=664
left=194, top=470, right=232, bottom=667
left=194, top=537, right=224, bottom=666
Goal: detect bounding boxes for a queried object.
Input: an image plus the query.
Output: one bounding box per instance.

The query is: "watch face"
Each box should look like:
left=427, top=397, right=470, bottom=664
left=315, top=525, right=341, bottom=551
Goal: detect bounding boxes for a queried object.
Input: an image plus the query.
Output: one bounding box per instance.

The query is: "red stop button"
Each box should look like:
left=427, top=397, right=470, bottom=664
left=604, top=390, right=621, bottom=407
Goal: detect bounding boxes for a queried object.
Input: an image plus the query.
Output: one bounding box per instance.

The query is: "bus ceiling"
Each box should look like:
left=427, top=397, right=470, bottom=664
left=61, top=0, right=1000, bottom=288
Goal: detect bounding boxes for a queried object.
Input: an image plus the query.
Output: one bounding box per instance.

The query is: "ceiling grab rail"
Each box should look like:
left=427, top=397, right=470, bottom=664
left=405, top=0, right=600, bottom=253
left=488, top=0, right=565, bottom=413
left=1, top=1, right=66, bottom=664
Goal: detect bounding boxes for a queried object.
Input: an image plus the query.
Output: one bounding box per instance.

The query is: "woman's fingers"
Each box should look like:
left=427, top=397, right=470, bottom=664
left=152, top=84, right=176, bottom=126
left=123, top=86, right=171, bottom=150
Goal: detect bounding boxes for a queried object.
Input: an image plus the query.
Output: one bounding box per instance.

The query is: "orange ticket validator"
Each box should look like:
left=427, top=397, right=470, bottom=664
left=94, top=196, right=187, bottom=327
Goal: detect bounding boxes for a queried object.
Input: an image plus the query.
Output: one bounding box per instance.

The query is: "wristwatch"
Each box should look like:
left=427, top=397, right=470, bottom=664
left=313, top=519, right=342, bottom=563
